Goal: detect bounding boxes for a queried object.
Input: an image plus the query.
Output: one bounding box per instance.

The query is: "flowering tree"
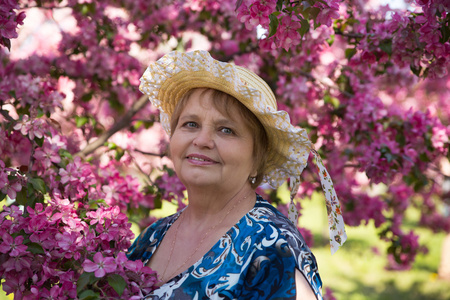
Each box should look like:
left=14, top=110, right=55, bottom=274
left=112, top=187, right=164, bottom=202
left=0, top=0, right=449, bottom=298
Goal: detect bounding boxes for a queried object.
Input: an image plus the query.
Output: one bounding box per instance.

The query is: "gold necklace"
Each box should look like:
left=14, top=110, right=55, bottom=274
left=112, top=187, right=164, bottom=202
left=158, top=192, right=251, bottom=283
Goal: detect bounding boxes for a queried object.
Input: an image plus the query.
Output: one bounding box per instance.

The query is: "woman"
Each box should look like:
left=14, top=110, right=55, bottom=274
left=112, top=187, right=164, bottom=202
left=128, top=50, right=346, bottom=299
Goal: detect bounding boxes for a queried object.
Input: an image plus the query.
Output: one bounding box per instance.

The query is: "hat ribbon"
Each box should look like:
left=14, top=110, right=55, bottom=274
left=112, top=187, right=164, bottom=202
left=288, top=149, right=347, bottom=255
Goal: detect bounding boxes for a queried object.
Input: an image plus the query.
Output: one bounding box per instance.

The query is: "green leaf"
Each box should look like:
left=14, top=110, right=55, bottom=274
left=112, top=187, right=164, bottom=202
left=115, top=147, right=125, bottom=161
left=154, top=194, right=162, bottom=209
left=76, top=116, right=89, bottom=128
left=440, top=24, right=450, bottom=44
left=384, top=153, right=394, bottom=163
left=379, top=39, right=392, bottom=55
left=78, top=290, right=100, bottom=300
left=106, top=142, right=117, bottom=150
left=107, top=274, right=127, bottom=296
left=323, top=94, right=340, bottom=108
left=35, top=137, right=44, bottom=148
left=88, top=198, right=107, bottom=209
left=0, top=192, right=5, bottom=202
left=108, top=91, right=125, bottom=113
left=276, top=0, right=283, bottom=11
left=133, top=120, right=144, bottom=131
left=81, top=93, right=93, bottom=102
left=419, top=152, right=430, bottom=162
left=27, top=242, right=45, bottom=254
left=29, top=177, right=47, bottom=194
left=410, top=64, right=422, bottom=77
left=2, top=37, right=11, bottom=51
left=36, top=108, right=44, bottom=118
left=345, top=48, right=357, bottom=59
left=59, top=148, right=73, bottom=160
left=79, top=3, right=96, bottom=16
left=15, top=189, right=27, bottom=205
left=77, top=272, right=97, bottom=295
left=298, top=18, right=310, bottom=37
left=327, top=33, right=335, bottom=46
left=309, top=7, right=321, bottom=23
left=268, top=13, right=280, bottom=37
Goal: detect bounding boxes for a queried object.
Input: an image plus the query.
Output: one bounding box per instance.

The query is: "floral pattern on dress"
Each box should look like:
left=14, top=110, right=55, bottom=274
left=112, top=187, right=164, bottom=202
left=127, top=195, right=323, bottom=300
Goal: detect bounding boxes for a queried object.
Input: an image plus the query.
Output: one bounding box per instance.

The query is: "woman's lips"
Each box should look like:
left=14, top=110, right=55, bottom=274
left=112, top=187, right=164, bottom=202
left=186, top=154, right=218, bottom=165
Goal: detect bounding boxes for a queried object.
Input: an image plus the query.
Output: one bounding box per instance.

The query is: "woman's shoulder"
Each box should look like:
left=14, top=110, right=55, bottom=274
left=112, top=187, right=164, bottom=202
left=248, top=195, right=322, bottom=298
left=252, top=195, right=310, bottom=248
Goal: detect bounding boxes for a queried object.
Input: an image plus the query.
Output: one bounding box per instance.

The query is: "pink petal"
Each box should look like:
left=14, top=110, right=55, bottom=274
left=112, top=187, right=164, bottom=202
left=93, top=252, right=104, bottom=263
left=94, top=268, right=106, bottom=278
left=82, top=260, right=98, bottom=273
left=102, top=257, right=117, bottom=273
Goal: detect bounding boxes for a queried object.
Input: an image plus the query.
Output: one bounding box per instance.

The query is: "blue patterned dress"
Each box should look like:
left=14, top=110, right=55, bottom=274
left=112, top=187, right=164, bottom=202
left=127, top=195, right=323, bottom=299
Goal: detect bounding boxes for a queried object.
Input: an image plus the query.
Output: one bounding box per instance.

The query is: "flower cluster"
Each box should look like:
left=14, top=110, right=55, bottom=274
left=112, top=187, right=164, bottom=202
left=0, top=201, right=157, bottom=299
left=0, top=0, right=26, bottom=50
left=154, top=170, right=186, bottom=210
left=341, top=0, right=450, bottom=79
left=236, top=0, right=341, bottom=51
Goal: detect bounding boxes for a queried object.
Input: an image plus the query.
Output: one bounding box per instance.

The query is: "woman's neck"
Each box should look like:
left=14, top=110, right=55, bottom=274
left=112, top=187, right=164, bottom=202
left=182, top=184, right=256, bottom=227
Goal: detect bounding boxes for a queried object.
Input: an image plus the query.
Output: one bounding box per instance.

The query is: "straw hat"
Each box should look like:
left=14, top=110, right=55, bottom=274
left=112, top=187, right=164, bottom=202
left=139, top=50, right=346, bottom=254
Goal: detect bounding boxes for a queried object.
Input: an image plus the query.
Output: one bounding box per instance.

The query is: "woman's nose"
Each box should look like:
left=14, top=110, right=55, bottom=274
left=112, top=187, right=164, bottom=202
left=193, top=128, right=214, bottom=148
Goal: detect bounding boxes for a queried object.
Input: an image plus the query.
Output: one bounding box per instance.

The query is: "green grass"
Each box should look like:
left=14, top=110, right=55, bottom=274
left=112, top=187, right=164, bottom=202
left=1, top=195, right=449, bottom=300
left=300, top=195, right=450, bottom=300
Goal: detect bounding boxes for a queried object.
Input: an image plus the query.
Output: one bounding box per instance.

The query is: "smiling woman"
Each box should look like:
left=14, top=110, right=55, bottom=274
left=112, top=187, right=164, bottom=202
left=127, top=50, right=346, bottom=299
left=170, top=89, right=256, bottom=192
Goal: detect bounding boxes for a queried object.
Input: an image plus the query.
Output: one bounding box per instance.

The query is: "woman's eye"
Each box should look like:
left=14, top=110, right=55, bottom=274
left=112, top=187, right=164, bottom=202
left=183, top=122, right=197, bottom=128
left=220, top=127, right=234, bottom=135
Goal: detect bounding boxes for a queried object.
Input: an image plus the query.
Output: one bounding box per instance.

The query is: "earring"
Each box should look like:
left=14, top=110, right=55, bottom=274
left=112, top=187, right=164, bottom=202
left=249, top=176, right=256, bottom=184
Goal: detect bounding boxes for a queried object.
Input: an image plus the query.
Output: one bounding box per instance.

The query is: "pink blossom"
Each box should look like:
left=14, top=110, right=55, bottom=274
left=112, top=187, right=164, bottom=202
left=1, top=271, right=27, bottom=299
left=39, top=285, right=66, bottom=300
left=0, top=179, right=22, bottom=200
left=82, top=252, right=117, bottom=278
left=96, top=218, right=120, bottom=241
left=0, top=170, right=7, bottom=190
left=2, top=255, right=32, bottom=273
left=28, top=119, right=45, bottom=140
left=0, top=233, right=28, bottom=257
left=316, top=8, right=340, bottom=27
left=34, top=140, right=62, bottom=169
left=155, top=172, right=186, bottom=209
left=431, top=125, right=449, bottom=151
left=13, top=114, right=31, bottom=136
left=275, top=16, right=302, bottom=51
left=55, top=231, right=78, bottom=251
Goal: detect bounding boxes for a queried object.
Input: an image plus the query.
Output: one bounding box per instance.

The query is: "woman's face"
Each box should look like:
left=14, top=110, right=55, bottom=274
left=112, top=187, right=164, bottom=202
left=169, top=89, right=255, bottom=192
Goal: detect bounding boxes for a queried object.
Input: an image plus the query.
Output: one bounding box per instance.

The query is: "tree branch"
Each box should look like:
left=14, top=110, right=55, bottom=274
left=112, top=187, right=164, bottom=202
left=76, top=94, right=149, bottom=157
left=334, top=29, right=365, bottom=39
left=0, top=108, right=15, bottom=123
left=134, top=149, right=166, bottom=158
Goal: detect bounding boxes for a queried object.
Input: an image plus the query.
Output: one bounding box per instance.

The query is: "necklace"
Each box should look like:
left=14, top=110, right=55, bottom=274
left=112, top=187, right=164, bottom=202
left=158, top=192, right=251, bottom=283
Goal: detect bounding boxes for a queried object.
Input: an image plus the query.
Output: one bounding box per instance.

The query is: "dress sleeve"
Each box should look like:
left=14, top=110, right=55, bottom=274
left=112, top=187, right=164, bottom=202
left=240, top=240, right=297, bottom=299
left=240, top=230, right=323, bottom=300
left=127, top=221, right=161, bottom=262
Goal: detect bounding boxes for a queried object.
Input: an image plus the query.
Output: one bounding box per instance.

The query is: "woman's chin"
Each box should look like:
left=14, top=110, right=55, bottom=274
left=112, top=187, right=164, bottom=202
left=179, top=174, right=220, bottom=189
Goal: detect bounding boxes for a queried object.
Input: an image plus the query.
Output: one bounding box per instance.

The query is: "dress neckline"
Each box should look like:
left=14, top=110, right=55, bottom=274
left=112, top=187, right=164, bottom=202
left=149, top=195, right=264, bottom=285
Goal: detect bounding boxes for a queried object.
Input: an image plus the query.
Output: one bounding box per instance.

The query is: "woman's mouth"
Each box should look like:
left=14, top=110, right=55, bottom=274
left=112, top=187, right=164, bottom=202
left=186, top=154, right=218, bottom=164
